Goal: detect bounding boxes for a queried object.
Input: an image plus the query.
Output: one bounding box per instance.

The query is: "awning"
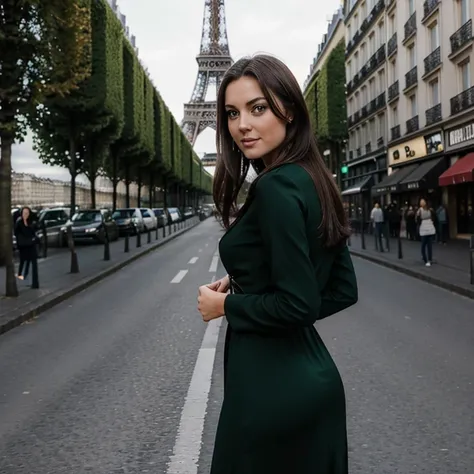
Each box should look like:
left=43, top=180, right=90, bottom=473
left=439, top=152, right=474, bottom=186
left=341, top=175, right=373, bottom=196
left=372, top=164, right=418, bottom=194
left=399, top=157, right=447, bottom=191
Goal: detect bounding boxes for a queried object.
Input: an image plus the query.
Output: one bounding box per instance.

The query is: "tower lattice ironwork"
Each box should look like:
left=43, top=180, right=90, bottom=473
left=181, top=0, right=233, bottom=146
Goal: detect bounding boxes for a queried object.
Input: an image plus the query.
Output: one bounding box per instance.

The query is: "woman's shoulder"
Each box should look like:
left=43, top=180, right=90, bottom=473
left=257, top=163, right=314, bottom=194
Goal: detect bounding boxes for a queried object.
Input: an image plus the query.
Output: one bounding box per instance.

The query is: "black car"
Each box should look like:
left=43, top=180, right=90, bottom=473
left=62, top=209, right=119, bottom=244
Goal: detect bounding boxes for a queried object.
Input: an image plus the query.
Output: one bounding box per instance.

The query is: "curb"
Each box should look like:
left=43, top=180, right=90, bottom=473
left=0, top=220, right=201, bottom=336
left=349, top=249, right=474, bottom=301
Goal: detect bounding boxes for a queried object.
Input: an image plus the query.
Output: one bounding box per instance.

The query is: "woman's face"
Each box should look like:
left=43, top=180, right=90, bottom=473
left=22, top=208, right=30, bottom=220
left=224, top=76, right=291, bottom=165
left=420, top=199, right=426, bottom=208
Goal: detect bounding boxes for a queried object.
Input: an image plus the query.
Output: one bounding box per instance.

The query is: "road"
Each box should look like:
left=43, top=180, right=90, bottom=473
left=0, top=219, right=473, bottom=473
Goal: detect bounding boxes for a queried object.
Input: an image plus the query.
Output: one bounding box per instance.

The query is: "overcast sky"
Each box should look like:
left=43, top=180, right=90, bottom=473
left=12, top=0, right=342, bottom=183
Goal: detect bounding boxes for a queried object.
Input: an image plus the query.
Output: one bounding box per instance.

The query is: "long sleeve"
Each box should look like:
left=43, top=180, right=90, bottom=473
left=224, top=171, right=321, bottom=334
left=318, top=244, right=358, bottom=320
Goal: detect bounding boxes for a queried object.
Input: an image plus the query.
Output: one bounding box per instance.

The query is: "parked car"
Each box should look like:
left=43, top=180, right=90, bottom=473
left=167, top=207, right=182, bottom=224
left=112, top=208, right=144, bottom=235
left=35, top=207, right=70, bottom=247
left=140, top=208, right=157, bottom=231
left=61, top=209, right=119, bottom=244
left=152, top=208, right=168, bottom=228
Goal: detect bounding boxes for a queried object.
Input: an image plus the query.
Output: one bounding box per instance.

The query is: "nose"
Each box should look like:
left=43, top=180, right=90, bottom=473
left=238, top=113, right=252, bottom=133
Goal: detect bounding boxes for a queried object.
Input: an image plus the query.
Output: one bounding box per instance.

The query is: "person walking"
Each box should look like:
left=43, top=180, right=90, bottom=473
left=197, top=55, right=358, bottom=474
left=371, top=202, right=385, bottom=252
left=14, top=206, right=38, bottom=281
left=417, top=199, right=437, bottom=267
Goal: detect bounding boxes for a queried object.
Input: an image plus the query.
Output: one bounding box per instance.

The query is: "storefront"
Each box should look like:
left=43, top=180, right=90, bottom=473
left=341, top=175, right=373, bottom=232
left=439, top=120, right=474, bottom=236
left=372, top=131, right=447, bottom=209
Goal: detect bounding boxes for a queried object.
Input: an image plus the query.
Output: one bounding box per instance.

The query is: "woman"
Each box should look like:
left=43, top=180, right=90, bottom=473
left=417, top=199, right=436, bottom=267
left=14, top=206, right=37, bottom=280
left=197, top=55, right=358, bottom=473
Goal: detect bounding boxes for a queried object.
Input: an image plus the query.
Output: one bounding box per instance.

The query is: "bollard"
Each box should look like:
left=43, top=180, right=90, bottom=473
left=147, top=228, right=151, bottom=244
left=103, top=227, right=110, bottom=261
left=31, top=255, right=39, bottom=289
left=374, top=227, right=379, bottom=251
left=155, top=225, right=159, bottom=240
left=168, top=222, right=172, bottom=236
left=470, top=236, right=474, bottom=285
left=67, top=226, right=79, bottom=273
left=163, top=224, right=166, bottom=238
left=397, top=234, right=403, bottom=259
left=136, top=229, right=142, bottom=248
left=41, top=220, right=48, bottom=259
left=124, top=231, right=130, bottom=253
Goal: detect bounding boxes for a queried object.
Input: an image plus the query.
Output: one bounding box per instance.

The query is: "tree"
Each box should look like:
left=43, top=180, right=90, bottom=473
left=32, top=0, right=124, bottom=213
left=0, top=0, right=91, bottom=296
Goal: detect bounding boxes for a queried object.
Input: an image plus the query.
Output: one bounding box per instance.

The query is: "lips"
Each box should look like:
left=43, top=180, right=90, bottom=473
left=241, top=138, right=259, bottom=147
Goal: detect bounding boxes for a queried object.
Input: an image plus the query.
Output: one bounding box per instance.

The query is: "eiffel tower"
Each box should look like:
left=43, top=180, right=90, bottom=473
left=181, top=0, right=233, bottom=147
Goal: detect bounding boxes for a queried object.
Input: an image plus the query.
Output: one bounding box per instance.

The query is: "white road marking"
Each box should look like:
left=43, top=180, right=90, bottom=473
left=188, top=257, right=199, bottom=264
left=167, top=277, right=221, bottom=474
left=198, top=249, right=203, bottom=253
left=205, top=243, right=209, bottom=247
left=170, top=270, right=188, bottom=283
left=209, top=256, right=219, bottom=273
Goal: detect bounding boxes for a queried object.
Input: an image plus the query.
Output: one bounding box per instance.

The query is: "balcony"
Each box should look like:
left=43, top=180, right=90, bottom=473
left=425, top=103, right=442, bottom=125
left=450, top=85, right=474, bottom=115
left=406, top=115, right=419, bottom=134
left=405, top=66, right=418, bottom=91
left=423, top=46, right=441, bottom=77
left=391, top=125, right=401, bottom=141
left=361, top=105, right=368, bottom=119
left=388, top=33, right=397, bottom=57
left=357, top=147, right=362, bottom=157
left=365, top=143, right=372, bottom=154
left=450, top=20, right=473, bottom=57
left=388, top=80, right=399, bottom=102
left=404, top=13, right=417, bottom=42
left=422, top=0, right=440, bottom=23
left=377, top=136, right=385, bottom=148
left=354, top=110, right=360, bottom=122
left=376, top=91, right=386, bottom=109
left=347, top=45, right=386, bottom=95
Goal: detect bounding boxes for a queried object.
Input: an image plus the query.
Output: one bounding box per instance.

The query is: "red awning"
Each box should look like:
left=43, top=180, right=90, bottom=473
left=439, top=153, right=474, bottom=186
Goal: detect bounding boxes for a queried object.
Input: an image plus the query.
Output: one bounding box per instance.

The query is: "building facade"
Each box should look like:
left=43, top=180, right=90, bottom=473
left=343, top=0, right=474, bottom=237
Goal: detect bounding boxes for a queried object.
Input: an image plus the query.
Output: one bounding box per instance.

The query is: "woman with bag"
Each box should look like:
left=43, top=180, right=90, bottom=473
left=417, top=199, right=437, bottom=267
left=196, top=54, right=358, bottom=473
left=14, top=206, right=38, bottom=281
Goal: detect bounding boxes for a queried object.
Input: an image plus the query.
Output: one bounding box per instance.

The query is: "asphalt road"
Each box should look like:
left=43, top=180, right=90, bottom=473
left=0, top=218, right=473, bottom=473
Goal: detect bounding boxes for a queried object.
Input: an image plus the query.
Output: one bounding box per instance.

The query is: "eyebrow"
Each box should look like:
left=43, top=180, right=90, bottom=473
left=225, top=97, right=267, bottom=108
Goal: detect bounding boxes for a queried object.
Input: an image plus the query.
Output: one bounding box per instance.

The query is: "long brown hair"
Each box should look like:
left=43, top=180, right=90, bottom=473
left=213, top=54, right=350, bottom=248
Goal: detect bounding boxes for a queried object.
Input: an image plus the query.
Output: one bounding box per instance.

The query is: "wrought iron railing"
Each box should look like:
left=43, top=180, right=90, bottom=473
left=406, top=115, right=419, bottom=134
left=424, top=47, right=441, bottom=76
left=365, top=143, right=372, bottom=154
left=388, top=33, right=397, bottom=57
left=388, top=80, right=399, bottom=101
left=404, top=13, right=417, bottom=41
left=450, top=85, right=474, bottom=115
left=423, top=0, right=439, bottom=20
left=376, top=92, right=386, bottom=109
left=357, top=147, right=362, bottom=157
left=391, top=125, right=401, bottom=141
left=450, top=19, right=472, bottom=55
left=377, top=136, right=385, bottom=148
left=425, top=103, right=442, bottom=125
left=405, top=66, right=418, bottom=90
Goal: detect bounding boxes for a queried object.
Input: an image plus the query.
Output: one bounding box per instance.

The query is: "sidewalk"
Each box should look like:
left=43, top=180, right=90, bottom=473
left=348, top=233, right=474, bottom=299
left=0, top=219, right=200, bottom=335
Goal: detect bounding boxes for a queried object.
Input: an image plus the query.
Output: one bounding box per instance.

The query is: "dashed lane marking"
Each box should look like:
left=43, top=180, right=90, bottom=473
left=170, top=270, right=188, bottom=283
left=209, top=256, right=219, bottom=273
left=188, top=257, right=199, bottom=264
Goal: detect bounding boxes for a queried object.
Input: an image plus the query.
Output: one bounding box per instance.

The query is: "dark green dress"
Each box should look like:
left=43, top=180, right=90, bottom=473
left=210, top=163, right=358, bottom=474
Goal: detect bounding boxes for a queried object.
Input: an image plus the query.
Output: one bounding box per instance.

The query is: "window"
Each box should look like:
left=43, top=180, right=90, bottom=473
left=460, top=60, right=471, bottom=90
left=378, top=21, right=385, bottom=45
left=378, top=113, right=386, bottom=139
left=354, top=13, right=359, bottom=29
left=348, top=23, right=352, bottom=40
left=408, top=44, right=416, bottom=68
left=369, top=78, right=376, bottom=100
left=391, top=59, right=397, bottom=83
left=408, top=0, right=415, bottom=15
left=429, top=78, right=440, bottom=106
left=392, top=106, right=399, bottom=125
left=429, top=22, right=439, bottom=51
left=369, top=33, right=376, bottom=56
left=347, top=62, right=352, bottom=81
left=361, top=2, right=367, bottom=19
left=378, top=69, right=385, bottom=94
left=354, top=51, right=359, bottom=71
left=369, top=118, right=376, bottom=143
left=362, top=85, right=368, bottom=104
left=389, top=14, right=396, bottom=36
left=355, top=91, right=360, bottom=109
left=459, top=0, right=469, bottom=26
left=409, top=94, right=417, bottom=117
left=361, top=43, right=367, bottom=63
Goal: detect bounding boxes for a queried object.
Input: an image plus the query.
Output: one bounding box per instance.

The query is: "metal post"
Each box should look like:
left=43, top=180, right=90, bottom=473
left=398, top=233, right=403, bottom=259
left=361, top=207, right=366, bottom=250
left=470, top=236, right=474, bottom=285
left=155, top=225, right=159, bottom=240
left=374, top=226, right=378, bottom=251
left=41, top=220, right=48, bottom=258
left=67, top=226, right=79, bottom=273
left=385, top=221, right=390, bottom=252
left=163, top=224, right=166, bottom=239
left=31, top=255, right=39, bottom=289
left=124, top=232, right=129, bottom=253
left=136, top=229, right=142, bottom=248
left=147, top=228, right=151, bottom=244
left=104, top=227, right=110, bottom=261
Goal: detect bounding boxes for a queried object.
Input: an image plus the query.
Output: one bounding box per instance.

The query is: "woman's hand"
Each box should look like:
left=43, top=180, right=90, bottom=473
left=198, top=285, right=227, bottom=322
left=206, top=274, right=230, bottom=293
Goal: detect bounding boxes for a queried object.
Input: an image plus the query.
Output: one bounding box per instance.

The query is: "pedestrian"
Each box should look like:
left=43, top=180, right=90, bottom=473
left=14, top=206, right=38, bottom=280
left=371, top=202, right=385, bottom=251
left=197, top=54, right=358, bottom=474
left=405, top=205, right=416, bottom=240
left=416, top=199, right=437, bottom=267
left=436, top=203, right=449, bottom=244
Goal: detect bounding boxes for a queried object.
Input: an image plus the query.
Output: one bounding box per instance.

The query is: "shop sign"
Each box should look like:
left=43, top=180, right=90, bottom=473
left=447, top=121, right=474, bottom=147
left=388, top=136, right=427, bottom=166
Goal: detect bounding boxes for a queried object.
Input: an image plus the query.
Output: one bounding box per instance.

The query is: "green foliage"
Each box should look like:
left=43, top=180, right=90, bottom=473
left=160, top=104, right=172, bottom=172
left=142, top=75, right=155, bottom=161
left=304, top=76, right=318, bottom=137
